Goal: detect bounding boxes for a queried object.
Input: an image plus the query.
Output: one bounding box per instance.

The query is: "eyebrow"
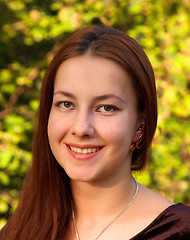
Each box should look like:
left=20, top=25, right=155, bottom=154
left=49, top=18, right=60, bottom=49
left=93, top=94, right=126, bottom=104
left=53, top=91, right=126, bottom=104
left=54, top=91, right=76, bottom=99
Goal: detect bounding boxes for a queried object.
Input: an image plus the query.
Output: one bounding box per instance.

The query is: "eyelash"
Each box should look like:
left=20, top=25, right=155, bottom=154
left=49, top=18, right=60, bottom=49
left=56, top=101, right=119, bottom=113
left=96, top=105, right=119, bottom=113
left=57, top=101, right=75, bottom=110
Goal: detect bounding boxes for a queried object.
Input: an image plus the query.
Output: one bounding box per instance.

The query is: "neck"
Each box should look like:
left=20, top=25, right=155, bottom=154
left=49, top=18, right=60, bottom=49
left=70, top=174, right=136, bottom=220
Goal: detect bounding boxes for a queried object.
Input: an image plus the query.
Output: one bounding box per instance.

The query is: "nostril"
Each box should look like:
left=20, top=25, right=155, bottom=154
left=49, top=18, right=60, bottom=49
left=71, top=125, right=95, bottom=138
left=83, top=133, right=91, bottom=137
left=72, top=132, right=92, bottom=138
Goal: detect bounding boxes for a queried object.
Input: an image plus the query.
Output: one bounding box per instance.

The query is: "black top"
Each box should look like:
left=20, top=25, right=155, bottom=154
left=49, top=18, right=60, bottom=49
left=130, top=203, right=190, bottom=240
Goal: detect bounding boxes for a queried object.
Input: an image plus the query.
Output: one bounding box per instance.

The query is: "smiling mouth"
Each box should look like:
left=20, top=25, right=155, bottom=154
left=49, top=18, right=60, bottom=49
left=67, top=145, right=103, bottom=154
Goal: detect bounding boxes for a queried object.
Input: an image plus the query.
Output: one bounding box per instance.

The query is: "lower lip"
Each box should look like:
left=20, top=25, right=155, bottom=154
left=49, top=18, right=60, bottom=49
left=66, top=146, right=103, bottom=160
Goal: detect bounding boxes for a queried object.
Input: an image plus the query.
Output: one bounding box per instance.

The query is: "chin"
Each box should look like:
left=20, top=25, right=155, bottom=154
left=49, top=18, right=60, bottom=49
left=66, top=170, right=95, bottom=182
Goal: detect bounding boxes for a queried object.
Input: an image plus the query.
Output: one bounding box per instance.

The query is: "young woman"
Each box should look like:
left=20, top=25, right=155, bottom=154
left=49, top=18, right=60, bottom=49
left=1, top=25, right=190, bottom=240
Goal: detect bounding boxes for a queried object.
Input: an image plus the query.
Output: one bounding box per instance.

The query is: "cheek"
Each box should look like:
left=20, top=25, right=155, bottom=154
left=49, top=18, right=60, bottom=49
left=47, top=111, right=67, bottom=145
left=98, top=121, right=126, bottom=143
left=97, top=115, right=137, bottom=145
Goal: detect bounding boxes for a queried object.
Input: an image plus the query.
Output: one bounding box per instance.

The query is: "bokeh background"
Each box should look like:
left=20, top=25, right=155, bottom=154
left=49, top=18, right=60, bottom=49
left=0, top=0, right=190, bottom=228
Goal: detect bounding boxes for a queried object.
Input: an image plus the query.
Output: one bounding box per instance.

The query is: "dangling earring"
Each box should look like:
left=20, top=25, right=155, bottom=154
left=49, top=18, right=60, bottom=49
left=130, top=125, right=145, bottom=152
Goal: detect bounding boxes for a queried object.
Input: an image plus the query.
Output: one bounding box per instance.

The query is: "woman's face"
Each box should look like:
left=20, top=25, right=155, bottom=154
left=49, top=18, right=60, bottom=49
left=48, top=55, right=143, bottom=184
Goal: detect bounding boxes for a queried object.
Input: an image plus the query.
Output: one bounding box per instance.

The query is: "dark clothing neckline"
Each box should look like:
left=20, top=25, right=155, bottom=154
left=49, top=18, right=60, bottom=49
left=130, top=203, right=190, bottom=239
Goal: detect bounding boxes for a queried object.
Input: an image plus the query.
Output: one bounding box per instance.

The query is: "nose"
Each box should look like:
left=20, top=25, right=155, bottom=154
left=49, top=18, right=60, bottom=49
left=71, top=110, right=95, bottom=138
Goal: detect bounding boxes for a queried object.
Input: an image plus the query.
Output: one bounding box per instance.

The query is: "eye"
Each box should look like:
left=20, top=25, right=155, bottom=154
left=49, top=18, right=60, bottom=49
left=58, top=101, right=75, bottom=110
left=97, top=105, right=118, bottom=113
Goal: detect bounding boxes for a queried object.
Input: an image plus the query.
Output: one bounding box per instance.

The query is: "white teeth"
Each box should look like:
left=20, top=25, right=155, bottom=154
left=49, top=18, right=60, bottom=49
left=87, top=148, right=91, bottom=153
left=92, top=148, right=96, bottom=153
left=70, top=146, right=100, bottom=154
left=83, top=149, right=88, bottom=154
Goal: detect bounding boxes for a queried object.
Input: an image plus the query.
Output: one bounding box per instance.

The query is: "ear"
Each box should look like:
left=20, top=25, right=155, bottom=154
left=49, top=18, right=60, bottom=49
left=132, top=113, right=145, bottom=143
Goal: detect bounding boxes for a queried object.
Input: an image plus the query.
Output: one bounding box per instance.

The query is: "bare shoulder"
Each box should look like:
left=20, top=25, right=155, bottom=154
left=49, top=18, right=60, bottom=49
left=115, top=183, right=175, bottom=239
left=139, top=183, right=173, bottom=205
left=120, top=184, right=189, bottom=240
left=134, top=183, right=174, bottom=219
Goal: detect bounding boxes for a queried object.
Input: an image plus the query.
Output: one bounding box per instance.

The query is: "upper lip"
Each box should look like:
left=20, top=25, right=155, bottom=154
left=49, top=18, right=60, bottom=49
left=66, top=143, right=104, bottom=149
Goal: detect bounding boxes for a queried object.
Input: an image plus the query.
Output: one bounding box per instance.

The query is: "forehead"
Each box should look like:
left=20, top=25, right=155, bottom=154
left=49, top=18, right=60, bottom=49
left=54, top=55, right=137, bottom=103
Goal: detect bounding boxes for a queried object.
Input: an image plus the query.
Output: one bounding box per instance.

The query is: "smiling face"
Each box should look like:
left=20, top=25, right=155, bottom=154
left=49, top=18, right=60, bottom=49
left=47, top=55, right=143, bottom=184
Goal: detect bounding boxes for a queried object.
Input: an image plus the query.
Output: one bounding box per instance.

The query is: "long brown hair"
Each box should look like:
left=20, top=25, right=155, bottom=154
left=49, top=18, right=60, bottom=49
left=0, top=25, right=157, bottom=239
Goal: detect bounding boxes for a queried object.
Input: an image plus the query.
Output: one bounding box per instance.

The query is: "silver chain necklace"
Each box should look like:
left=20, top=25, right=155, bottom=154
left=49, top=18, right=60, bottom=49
left=72, top=179, right=139, bottom=240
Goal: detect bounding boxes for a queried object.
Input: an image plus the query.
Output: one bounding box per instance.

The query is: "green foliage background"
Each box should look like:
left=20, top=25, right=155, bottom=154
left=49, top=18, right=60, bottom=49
left=0, top=0, right=190, bottom=228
